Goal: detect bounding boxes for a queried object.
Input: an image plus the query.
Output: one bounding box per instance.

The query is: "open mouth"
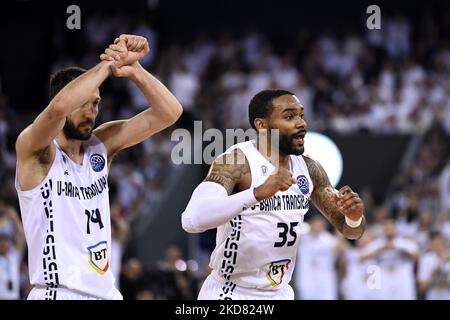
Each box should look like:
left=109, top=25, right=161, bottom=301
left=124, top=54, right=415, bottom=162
left=80, top=122, right=93, bottom=129
left=292, top=131, right=306, bottom=145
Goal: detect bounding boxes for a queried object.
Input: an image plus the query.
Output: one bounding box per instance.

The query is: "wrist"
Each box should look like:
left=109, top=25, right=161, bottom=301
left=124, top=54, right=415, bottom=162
left=99, top=60, right=114, bottom=76
left=253, top=186, right=263, bottom=202
left=345, top=215, right=363, bottom=228
left=128, top=62, right=144, bottom=82
left=243, top=188, right=258, bottom=208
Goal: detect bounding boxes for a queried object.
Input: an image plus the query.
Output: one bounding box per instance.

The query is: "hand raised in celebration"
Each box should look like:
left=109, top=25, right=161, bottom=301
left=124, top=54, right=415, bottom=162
left=100, top=34, right=150, bottom=77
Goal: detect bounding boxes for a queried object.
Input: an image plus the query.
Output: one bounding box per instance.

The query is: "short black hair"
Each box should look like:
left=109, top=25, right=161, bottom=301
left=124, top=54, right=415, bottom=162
left=49, top=66, right=87, bottom=100
left=248, top=89, right=294, bottom=129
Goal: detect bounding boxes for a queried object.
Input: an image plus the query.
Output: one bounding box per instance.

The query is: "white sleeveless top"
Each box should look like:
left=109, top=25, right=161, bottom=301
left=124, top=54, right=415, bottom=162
left=209, top=140, right=313, bottom=297
left=15, top=135, right=122, bottom=300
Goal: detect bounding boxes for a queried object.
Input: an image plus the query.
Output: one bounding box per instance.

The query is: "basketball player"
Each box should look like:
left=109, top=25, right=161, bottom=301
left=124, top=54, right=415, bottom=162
left=181, top=89, right=365, bottom=300
left=15, top=35, right=182, bottom=300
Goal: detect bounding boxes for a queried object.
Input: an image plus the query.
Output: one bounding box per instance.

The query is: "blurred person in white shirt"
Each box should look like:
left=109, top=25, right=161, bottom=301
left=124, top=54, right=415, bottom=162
left=295, top=215, right=344, bottom=300
left=341, top=230, right=378, bottom=300
left=418, top=232, right=450, bottom=300
left=360, top=219, right=419, bottom=300
left=0, top=206, right=25, bottom=300
left=110, top=202, right=129, bottom=290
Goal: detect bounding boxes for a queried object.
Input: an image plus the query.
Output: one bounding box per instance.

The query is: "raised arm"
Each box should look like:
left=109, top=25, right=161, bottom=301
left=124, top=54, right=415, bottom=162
left=95, top=35, right=183, bottom=157
left=16, top=61, right=113, bottom=160
left=304, top=155, right=365, bottom=240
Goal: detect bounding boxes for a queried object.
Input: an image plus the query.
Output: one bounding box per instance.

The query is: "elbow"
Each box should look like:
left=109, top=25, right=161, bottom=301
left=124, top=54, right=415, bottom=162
left=181, top=212, right=204, bottom=234
left=170, top=102, right=183, bottom=124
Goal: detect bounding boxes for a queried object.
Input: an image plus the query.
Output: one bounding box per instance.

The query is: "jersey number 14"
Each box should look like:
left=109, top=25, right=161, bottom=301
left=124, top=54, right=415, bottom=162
left=85, top=208, right=104, bottom=234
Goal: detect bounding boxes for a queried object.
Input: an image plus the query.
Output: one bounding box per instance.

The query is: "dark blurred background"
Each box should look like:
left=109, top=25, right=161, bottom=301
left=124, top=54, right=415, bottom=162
left=0, top=0, right=449, bottom=300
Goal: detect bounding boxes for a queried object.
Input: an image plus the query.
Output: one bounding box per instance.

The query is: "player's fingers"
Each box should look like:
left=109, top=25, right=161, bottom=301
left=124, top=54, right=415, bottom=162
left=134, top=38, right=144, bottom=51
left=278, top=168, right=293, bottom=178
left=340, top=196, right=360, bottom=210
left=342, top=203, right=363, bottom=215
left=339, top=192, right=359, bottom=205
left=100, top=53, right=114, bottom=61
left=119, top=34, right=129, bottom=42
left=109, top=44, right=126, bottom=53
left=127, top=37, right=138, bottom=51
left=279, top=182, right=291, bottom=191
left=143, top=41, right=150, bottom=53
left=279, top=176, right=294, bottom=186
left=341, top=191, right=358, bottom=201
left=338, top=185, right=353, bottom=197
left=105, top=48, right=121, bottom=60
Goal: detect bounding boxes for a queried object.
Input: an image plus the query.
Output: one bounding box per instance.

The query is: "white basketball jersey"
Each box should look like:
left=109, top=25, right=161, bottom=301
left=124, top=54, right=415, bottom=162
left=209, top=140, right=313, bottom=298
left=15, top=135, right=122, bottom=300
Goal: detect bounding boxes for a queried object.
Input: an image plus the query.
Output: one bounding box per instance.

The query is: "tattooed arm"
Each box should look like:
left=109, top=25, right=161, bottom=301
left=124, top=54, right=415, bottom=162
left=304, top=155, right=365, bottom=240
left=181, top=149, right=257, bottom=233
left=204, top=148, right=250, bottom=195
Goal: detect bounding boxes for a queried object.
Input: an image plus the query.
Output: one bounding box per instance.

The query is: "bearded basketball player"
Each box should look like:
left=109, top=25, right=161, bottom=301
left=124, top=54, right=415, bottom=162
left=15, top=35, right=182, bottom=300
left=181, top=89, right=365, bottom=300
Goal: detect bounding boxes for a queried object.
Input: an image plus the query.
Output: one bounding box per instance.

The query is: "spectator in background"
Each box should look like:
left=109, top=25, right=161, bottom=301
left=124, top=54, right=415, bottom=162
left=341, top=230, right=377, bottom=300
left=156, top=243, right=198, bottom=300
left=295, top=215, right=345, bottom=300
left=418, top=232, right=450, bottom=300
left=439, top=157, right=450, bottom=215
left=360, top=219, right=419, bottom=299
left=120, top=257, right=152, bottom=300
left=110, top=201, right=130, bottom=290
left=0, top=205, right=25, bottom=300
left=1, top=5, right=450, bottom=300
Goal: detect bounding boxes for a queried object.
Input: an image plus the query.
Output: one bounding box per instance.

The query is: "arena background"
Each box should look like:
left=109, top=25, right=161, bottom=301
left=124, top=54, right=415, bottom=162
left=0, top=0, right=449, bottom=300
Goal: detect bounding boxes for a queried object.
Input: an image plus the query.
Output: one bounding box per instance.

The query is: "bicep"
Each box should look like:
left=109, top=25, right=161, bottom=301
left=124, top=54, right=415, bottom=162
left=16, top=105, right=65, bottom=159
left=204, top=149, right=250, bottom=195
left=95, top=108, right=173, bottom=156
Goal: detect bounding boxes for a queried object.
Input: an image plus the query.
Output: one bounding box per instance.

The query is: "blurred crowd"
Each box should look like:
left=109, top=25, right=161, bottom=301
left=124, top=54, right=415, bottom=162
left=1, top=7, right=450, bottom=299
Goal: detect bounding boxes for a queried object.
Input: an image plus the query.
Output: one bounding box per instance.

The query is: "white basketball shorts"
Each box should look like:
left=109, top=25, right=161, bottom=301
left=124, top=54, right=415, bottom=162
left=198, top=273, right=295, bottom=300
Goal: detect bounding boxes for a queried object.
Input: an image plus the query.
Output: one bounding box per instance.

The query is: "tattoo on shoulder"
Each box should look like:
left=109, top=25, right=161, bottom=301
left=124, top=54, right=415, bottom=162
left=205, top=149, right=250, bottom=194
left=303, top=155, right=330, bottom=190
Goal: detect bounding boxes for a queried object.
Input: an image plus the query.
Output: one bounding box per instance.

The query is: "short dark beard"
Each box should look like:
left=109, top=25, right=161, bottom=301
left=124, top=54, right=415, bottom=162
left=63, top=118, right=93, bottom=140
left=278, top=131, right=304, bottom=156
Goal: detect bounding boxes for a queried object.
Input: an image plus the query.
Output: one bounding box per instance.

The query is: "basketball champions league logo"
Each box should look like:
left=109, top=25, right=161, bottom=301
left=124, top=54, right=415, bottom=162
left=296, top=175, right=309, bottom=195
left=90, top=154, right=105, bottom=172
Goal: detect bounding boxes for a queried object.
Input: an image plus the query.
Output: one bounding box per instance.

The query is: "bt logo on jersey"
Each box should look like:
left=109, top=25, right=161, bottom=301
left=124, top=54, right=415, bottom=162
left=87, top=241, right=109, bottom=274
left=266, top=259, right=291, bottom=287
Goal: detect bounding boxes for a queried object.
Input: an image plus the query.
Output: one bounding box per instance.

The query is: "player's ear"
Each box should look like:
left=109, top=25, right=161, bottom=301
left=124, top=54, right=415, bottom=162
left=254, top=118, right=268, bottom=130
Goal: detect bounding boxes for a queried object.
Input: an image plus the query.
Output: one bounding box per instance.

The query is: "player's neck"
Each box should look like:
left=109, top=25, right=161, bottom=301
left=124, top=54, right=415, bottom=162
left=255, top=138, right=290, bottom=169
left=55, top=134, right=84, bottom=159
